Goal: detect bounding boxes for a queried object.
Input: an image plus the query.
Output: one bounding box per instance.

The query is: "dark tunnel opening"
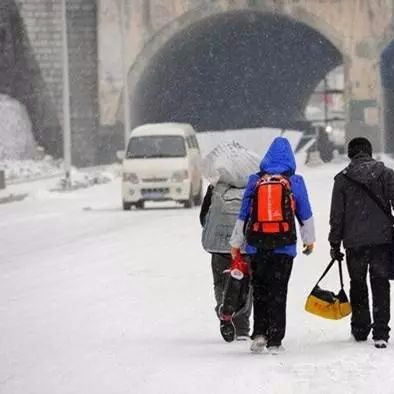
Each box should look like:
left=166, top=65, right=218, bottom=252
left=381, top=40, right=394, bottom=152
left=132, top=11, right=343, bottom=132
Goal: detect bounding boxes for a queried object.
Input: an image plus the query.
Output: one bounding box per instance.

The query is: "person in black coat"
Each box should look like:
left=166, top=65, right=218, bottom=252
left=329, top=137, right=394, bottom=348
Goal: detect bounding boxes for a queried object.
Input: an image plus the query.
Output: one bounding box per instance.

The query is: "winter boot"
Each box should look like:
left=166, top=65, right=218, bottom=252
left=267, top=345, right=285, bottom=355
left=374, top=340, right=388, bottom=349
left=352, top=335, right=367, bottom=342
left=250, top=335, right=267, bottom=353
left=235, top=325, right=250, bottom=341
left=235, top=334, right=250, bottom=341
left=220, top=315, right=235, bottom=343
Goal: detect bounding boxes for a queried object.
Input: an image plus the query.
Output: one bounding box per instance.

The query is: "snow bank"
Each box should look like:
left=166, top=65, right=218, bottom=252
left=55, top=167, right=118, bottom=190
left=1, top=156, right=63, bottom=182
left=0, top=94, right=36, bottom=160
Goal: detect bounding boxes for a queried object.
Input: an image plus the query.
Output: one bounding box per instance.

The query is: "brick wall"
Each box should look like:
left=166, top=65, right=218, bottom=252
left=2, top=0, right=99, bottom=166
left=0, top=0, right=62, bottom=157
left=16, top=0, right=63, bottom=125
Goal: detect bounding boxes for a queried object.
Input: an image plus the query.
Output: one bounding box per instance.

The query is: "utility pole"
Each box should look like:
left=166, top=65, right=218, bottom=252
left=121, top=0, right=131, bottom=149
left=323, top=76, right=328, bottom=127
left=62, top=0, right=72, bottom=189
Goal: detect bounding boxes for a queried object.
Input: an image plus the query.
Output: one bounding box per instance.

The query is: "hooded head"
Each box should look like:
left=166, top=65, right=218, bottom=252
left=345, top=137, right=383, bottom=185
left=347, top=137, right=372, bottom=159
left=260, top=137, right=296, bottom=176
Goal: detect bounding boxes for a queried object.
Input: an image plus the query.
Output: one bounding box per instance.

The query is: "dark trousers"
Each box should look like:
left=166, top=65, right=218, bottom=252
left=251, top=251, right=293, bottom=346
left=346, top=245, right=391, bottom=341
left=211, top=253, right=252, bottom=335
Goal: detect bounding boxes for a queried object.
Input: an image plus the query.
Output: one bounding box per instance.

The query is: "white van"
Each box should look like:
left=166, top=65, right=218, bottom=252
left=120, top=123, right=203, bottom=210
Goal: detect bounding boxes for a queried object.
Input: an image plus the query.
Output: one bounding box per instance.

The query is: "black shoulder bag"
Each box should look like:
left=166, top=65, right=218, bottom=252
left=343, top=173, right=394, bottom=280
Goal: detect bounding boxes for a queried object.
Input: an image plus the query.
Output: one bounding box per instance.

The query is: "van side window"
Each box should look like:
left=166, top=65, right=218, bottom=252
left=186, top=136, right=193, bottom=149
left=192, top=135, right=200, bottom=151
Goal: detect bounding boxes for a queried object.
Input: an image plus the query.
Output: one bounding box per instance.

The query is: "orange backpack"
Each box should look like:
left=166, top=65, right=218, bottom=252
left=246, top=174, right=297, bottom=249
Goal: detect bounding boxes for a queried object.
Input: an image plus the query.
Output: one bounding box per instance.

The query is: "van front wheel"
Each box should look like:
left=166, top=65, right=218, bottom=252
left=183, top=191, right=194, bottom=209
left=135, top=200, right=144, bottom=209
left=123, top=201, right=132, bottom=211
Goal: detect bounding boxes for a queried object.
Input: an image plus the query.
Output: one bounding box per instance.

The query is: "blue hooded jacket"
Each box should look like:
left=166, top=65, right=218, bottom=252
left=239, top=137, right=313, bottom=257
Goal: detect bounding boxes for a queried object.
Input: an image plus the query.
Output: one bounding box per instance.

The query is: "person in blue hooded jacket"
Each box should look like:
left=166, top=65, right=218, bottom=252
left=229, top=137, right=315, bottom=353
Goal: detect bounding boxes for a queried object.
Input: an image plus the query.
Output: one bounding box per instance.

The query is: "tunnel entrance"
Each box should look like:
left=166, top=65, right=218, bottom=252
left=381, top=40, right=394, bottom=152
left=132, top=10, right=343, bottom=132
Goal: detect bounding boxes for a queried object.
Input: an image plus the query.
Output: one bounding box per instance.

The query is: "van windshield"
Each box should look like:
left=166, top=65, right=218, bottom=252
left=126, top=135, right=187, bottom=159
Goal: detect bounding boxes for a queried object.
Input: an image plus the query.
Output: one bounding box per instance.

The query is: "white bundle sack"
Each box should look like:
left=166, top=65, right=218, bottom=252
left=201, top=141, right=260, bottom=188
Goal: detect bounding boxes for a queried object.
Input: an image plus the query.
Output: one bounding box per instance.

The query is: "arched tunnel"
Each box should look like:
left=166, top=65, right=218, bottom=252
left=131, top=11, right=343, bottom=132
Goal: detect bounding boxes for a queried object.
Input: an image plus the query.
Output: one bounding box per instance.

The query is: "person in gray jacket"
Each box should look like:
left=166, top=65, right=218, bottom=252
left=200, top=182, right=252, bottom=342
left=200, top=141, right=259, bottom=342
left=329, top=137, right=394, bottom=349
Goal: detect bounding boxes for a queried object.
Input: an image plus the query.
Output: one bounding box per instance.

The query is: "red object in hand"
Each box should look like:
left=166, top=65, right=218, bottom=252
left=230, top=252, right=250, bottom=276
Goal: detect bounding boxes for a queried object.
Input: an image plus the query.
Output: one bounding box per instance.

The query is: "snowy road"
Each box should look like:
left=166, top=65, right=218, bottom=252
left=2, top=167, right=394, bottom=394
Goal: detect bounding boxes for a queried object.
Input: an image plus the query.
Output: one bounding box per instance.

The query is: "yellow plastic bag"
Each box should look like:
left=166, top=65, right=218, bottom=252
left=305, top=260, right=351, bottom=320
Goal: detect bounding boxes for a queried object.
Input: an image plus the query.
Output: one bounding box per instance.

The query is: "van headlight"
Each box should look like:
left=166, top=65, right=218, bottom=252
left=123, top=172, right=139, bottom=184
left=171, top=170, right=189, bottom=182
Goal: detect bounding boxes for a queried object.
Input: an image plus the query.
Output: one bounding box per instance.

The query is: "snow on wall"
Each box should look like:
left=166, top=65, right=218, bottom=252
left=0, top=94, right=36, bottom=160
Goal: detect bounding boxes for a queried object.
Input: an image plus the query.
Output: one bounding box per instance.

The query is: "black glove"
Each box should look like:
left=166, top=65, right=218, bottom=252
left=330, top=243, right=344, bottom=262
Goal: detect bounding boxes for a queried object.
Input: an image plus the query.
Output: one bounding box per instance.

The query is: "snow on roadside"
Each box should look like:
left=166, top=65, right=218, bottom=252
left=55, top=167, right=119, bottom=190
left=1, top=156, right=63, bottom=182
left=0, top=94, right=36, bottom=160
left=0, top=162, right=121, bottom=204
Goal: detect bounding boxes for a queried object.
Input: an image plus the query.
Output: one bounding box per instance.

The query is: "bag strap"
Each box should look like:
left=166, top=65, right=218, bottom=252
left=338, top=260, right=344, bottom=289
left=314, top=259, right=345, bottom=290
left=342, top=173, right=394, bottom=225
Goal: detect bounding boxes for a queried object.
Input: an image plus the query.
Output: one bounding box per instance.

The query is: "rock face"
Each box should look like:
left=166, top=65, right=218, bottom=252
left=0, top=94, right=36, bottom=160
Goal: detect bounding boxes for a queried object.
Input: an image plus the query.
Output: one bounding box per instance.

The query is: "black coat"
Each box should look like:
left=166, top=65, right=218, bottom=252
left=329, top=153, right=394, bottom=249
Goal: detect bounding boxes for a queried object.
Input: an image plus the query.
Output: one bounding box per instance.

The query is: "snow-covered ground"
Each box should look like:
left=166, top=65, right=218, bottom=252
left=2, top=158, right=394, bottom=394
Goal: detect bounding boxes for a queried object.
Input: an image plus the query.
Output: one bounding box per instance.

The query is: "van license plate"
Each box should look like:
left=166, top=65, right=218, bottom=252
left=144, top=192, right=162, bottom=199
left=142, top=188, right=169, bottom=199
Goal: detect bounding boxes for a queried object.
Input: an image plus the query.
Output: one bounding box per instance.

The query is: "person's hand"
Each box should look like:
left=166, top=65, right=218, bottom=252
left=230, top=247, right=240, bottom=260
left=302, top=243, right=314, bottom=256
left=330, top=243, right=344, bottom=262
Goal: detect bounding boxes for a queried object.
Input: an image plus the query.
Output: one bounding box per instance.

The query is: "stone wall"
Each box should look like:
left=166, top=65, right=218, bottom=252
left=11, top=0, right=98, bottom=166
left=0, top=0, right=62, bottom=157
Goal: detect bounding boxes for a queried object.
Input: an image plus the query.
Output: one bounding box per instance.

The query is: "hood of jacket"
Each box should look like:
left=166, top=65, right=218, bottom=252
left=260, top=137, right=296, bottom=176
left=343, top=153, right=385, bottom=186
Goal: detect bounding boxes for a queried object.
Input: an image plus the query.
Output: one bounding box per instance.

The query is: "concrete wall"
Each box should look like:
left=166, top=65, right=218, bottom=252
left=1, top=0, right=62, bottom=157
left=11, top=0, right=99, bottom=166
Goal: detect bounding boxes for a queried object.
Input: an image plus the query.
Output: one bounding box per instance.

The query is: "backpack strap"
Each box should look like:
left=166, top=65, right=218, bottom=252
left=342, top=173, right=394, bottom=225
